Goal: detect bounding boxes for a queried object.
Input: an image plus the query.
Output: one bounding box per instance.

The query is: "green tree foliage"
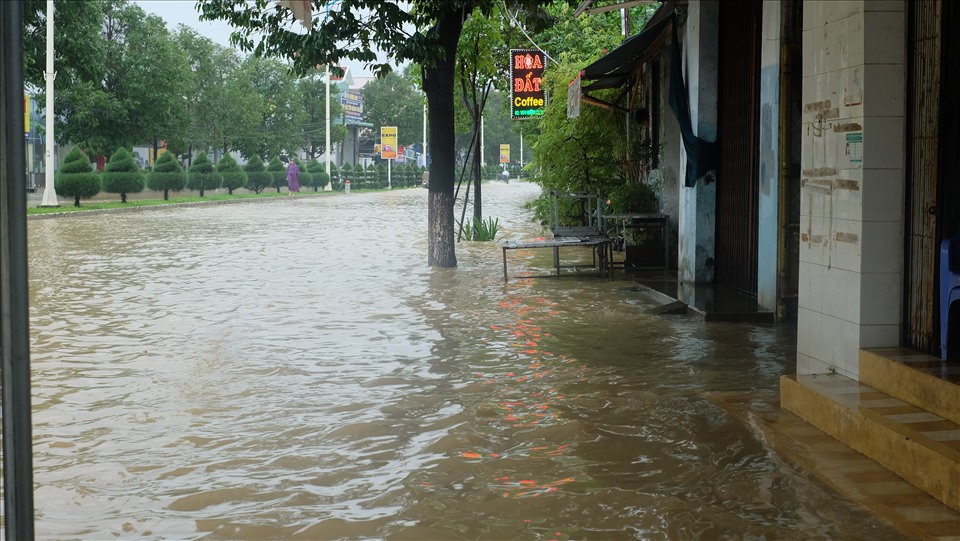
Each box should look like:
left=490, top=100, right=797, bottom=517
left=526, top=3, right=656, bottom=221
left=102, top=147, right=144, bottom=203
left=187, top=152, right=222, bottom=197
left=147, top=152, right=187, bottom=200
left=56, top=1, right=189, bottom=157
left=216, top=154, right=247, bottom=194
left=24, top=0, right=105, bottom=92
left=56, top=147, right=101, bottom=207
left=174, top=27, right=249, bottom=155
left=243, top=156, right=270, bottom=194
left=234, top=57, right=305, bottom=161
left=267, top=156, right=286, bottom=193
left=361, top=72, right=422, bottom=148
left=130, top=13, right=191, bottom=157
left=455, top=6, right=505, bottom=221
left=198, top=0, right=558, bottom=268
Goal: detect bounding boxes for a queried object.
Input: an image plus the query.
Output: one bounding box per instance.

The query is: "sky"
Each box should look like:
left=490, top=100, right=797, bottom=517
left=134, top=0, right=380, bottom=77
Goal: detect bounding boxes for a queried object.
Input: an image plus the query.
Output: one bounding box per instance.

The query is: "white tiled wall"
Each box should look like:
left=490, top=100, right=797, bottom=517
left=796, top=0, right=906, bottom=378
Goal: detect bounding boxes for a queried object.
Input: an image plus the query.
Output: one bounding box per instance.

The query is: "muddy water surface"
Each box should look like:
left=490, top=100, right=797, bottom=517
left=26, top=183, right=905, bottom=540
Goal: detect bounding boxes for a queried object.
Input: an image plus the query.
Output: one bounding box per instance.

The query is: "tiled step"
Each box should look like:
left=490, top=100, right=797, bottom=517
left=860, top=348, right=960, bottom=426
left=781, top=373, right=960, bottom=513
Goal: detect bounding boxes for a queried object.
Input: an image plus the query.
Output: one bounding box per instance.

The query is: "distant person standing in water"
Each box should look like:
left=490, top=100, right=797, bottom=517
left=286, top=160, right=300, bottom=194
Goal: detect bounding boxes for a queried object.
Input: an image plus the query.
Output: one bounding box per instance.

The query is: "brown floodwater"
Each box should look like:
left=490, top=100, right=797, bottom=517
left=25, top=182, right=906, bottom=540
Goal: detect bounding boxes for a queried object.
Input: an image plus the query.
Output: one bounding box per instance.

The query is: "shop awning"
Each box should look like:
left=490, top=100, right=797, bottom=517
left=580, top=8, right=673, bottom=92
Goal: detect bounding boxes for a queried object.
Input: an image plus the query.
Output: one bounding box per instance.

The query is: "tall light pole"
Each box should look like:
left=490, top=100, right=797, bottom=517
left=325, top=64, right=331, bottom=190
left=422, top=96, right=427, bottom=167
left=480, top=114, right=485, bottom=167
left=39, top=0, right=58, bottom=207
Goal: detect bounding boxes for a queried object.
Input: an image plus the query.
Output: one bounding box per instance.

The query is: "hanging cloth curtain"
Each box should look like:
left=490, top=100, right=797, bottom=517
left=667, top=18, right=718, bottom=187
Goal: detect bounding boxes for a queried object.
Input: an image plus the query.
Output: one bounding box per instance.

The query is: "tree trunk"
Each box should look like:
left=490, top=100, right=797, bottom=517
left=121, top=192, right=127, bottom=203
left=163, top=189, right=169, bottom=201
left=424, top=9, right=465, bottom=268
left=74, top=195, right=80, bottom=207
left=153, top=138, right=159, bottom=166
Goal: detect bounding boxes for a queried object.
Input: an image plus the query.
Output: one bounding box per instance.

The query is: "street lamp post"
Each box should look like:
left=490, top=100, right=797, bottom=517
left=39, top=0, right=58, bottom=207
left=325, top=64, right=331, bottom=190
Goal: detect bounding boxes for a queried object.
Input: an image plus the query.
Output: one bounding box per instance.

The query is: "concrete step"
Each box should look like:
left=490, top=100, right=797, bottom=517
left=860, top=347, right=960, bottom=426
left=781, top=373, right=960, bottom=514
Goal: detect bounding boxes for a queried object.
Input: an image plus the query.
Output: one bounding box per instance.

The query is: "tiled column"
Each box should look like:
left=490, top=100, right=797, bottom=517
left=796, top=0, right=906, bottom=378
left=757, top=1, right=782, bottom=312
left=678, top=0, right=719, bottom=284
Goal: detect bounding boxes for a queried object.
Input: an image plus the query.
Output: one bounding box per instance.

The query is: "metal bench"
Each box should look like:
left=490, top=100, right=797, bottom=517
left=502, top=236, right=612, bottom=282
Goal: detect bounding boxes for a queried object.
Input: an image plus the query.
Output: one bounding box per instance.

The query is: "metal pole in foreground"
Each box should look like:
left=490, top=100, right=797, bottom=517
left=0, top=1, right=37, bottom=538
left=39, top=0, right=57, bottom=207
left=325, top=64, right=331, bottom=190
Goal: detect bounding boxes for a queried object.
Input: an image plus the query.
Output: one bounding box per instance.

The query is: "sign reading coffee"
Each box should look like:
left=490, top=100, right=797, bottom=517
left=510, top=49, right=546, bottom=120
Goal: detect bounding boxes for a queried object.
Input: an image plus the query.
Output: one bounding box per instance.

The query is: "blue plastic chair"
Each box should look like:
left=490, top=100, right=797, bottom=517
left=941, top=231, right=960, bottom=361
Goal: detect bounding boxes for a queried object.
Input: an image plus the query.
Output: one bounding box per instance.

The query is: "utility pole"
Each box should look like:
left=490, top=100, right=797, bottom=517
left=1, top=1, right=37, bottom=536
left=325, top=64, right=331, bottom=190
left=39, top=0, right=58, bottom=207
left=422, top=98, right=427, bottom=167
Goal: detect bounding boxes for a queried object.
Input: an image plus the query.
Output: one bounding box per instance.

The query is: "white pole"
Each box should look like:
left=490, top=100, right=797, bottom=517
left=519, top=131, right=523, bottom=181
left=40, top=0, right=58, bottom=207
left=325, top=64, right=331, bottom=190
left=422, top=98, right=427, bottom=167
left=480, top=114, right=485, bottom=167
left=387, top=158, right=392, bottom=189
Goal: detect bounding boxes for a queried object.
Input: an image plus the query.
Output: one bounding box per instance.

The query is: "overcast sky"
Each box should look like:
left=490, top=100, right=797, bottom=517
left=134, top=0, right=379, bottom=77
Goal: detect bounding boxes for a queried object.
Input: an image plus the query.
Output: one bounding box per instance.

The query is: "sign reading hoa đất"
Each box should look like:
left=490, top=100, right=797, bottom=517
left=510, top=49, right=546, bottom=120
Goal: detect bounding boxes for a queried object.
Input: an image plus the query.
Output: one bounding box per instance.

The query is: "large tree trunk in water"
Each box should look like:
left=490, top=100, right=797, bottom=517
left=424, top=10, right=464, bottom=268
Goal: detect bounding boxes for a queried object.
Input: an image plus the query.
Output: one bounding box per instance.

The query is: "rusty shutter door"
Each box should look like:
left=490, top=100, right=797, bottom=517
left=716, top=0, right=762, bottom=293
left=905, top=0, right=941, bottom=352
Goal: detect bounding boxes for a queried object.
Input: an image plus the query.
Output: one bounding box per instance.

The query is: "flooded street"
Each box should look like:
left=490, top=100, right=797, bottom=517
left=26, top=182, right=904, bottom=540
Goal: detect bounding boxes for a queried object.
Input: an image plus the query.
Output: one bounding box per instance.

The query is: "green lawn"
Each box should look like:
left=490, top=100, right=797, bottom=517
left=27, top=190, right=335, bottom=215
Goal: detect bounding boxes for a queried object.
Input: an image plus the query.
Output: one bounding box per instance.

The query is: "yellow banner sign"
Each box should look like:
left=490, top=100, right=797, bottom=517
left=499, top=144, right=510, bottom=164
left=24, top=95, right=30, bottom=133
left=381, top=126, right=397, bottom=160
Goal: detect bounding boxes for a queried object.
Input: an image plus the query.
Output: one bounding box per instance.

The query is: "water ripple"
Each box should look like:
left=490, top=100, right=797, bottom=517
left=27, top=183, right=905, bottom=540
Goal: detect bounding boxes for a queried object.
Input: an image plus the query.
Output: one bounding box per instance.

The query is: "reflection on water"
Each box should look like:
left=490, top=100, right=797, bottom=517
left=26, top=183, right=904, bottom=540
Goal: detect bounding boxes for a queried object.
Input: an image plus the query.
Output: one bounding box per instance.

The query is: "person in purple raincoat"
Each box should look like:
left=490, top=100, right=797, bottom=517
left=286, top=161, right=300, bottom=194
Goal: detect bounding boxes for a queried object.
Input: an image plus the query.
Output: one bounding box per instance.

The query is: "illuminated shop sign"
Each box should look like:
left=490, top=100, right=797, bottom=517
left=510, top=49, right=546, bottom=120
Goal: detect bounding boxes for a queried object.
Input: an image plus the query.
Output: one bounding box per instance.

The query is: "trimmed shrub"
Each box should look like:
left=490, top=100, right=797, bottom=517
left=401, top=164, right=415, bottom=187
left=329, top=163, right=341, bottom=190
left=294, top=158, right=313, bottom=191
left=147, top=152, right=187, bottom=200
left=305, top=159, right=326, bottom=191
left=187, top=153, right=222, bottom=197
left=267, top=156, right=286, bottom=193
left=340, top=162, right=353, bottom=189
left=216, top=154, right=247, bottom=195
left=243, top=156, right=270, bottom=194
left=56, top=147, right=101, bottom=207
left=102, top=147, right=144, bottom=203
left=376, top=163, right=387, bottom=189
